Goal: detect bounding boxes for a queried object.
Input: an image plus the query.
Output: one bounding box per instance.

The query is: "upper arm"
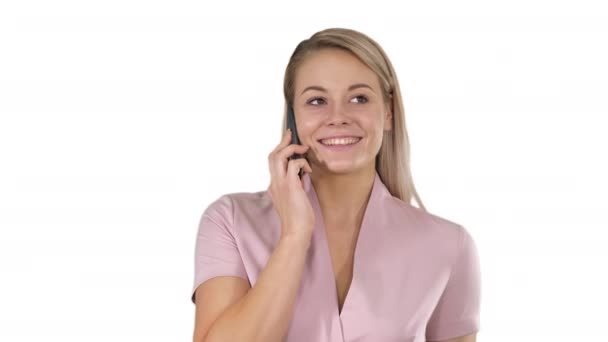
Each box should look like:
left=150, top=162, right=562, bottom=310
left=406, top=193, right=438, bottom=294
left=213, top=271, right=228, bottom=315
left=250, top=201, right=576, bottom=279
left=193, top=276, right=251, bottom=342
left=427, top=332, right=476, bottom=342
left=190, top=195, right=251, bottom=341
left=425, top=225, right=481, bottom=341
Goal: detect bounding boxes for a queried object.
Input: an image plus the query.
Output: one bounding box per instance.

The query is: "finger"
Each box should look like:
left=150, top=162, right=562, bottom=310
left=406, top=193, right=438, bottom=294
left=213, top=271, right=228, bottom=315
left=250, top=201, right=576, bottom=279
left=279, top=129, right=293, bottom=149
left=299, top=158, right=313, bottom=174
left=269, top=129, right=292, bottom=156
left=287, top=158, right=312, bottom=183
left=277, top=144, right=310, bottom=161
left=268, top=129, right=293, bottom=178
left=270, top=143, right=309, bottom=181
left=304, top=159, right=313, bottom=173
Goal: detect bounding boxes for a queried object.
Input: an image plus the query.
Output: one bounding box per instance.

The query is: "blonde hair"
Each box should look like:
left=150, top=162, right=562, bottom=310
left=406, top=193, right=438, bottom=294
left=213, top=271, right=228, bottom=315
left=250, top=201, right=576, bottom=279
left=280, top=27, right=426, bottom=211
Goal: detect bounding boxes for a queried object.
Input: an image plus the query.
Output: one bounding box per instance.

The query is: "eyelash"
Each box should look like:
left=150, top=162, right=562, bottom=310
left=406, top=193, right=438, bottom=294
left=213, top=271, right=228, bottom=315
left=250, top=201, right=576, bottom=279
left=307, top=95, right=369, bottom=105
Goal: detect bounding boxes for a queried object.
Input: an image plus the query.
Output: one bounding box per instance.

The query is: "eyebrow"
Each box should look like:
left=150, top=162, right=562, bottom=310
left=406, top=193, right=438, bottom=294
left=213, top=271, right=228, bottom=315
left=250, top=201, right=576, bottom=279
left=299, top=83, right=375, bottom=95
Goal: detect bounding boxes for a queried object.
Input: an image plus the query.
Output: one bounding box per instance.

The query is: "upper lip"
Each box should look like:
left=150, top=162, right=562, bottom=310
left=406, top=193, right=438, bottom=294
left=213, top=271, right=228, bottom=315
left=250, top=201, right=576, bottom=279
left=317, top=135, right=362, bottom=141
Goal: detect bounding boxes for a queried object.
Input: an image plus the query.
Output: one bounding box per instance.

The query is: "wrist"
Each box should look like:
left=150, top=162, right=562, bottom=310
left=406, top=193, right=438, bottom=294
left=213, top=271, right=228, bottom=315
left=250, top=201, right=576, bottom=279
left=280, top=231, right=313, bottom=248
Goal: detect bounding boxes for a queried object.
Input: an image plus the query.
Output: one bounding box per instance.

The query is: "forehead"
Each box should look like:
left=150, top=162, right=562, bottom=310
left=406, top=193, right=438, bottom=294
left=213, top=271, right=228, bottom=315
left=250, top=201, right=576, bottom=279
left=295, top=48, right=380, bottom=91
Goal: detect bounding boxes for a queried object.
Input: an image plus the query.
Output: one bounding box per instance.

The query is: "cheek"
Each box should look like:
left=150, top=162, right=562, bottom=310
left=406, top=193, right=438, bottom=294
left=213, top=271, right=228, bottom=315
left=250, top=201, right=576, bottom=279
left=365, top=120, right=387, bottom=146
left=363, top=115, right=384, bottom=132
left=295, top=119, right=319, bottom=145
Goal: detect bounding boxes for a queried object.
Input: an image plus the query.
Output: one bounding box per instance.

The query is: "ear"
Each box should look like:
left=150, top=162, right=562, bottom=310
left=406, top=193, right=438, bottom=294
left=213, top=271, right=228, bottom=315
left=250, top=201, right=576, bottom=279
left=384, top=100, right=393, bottom=131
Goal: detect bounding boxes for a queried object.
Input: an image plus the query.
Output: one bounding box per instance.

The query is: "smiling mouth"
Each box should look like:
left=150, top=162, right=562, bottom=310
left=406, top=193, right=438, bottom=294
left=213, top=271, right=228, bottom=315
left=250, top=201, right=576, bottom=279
left=316, top=137, right=363, bottom=150
left=317, top=137, right=362, bottom=146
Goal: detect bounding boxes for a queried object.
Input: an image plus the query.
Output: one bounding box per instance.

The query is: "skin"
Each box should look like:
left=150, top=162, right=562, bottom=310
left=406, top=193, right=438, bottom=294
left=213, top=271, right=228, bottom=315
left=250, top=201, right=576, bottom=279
left=292, top=47, right=393, bottom=229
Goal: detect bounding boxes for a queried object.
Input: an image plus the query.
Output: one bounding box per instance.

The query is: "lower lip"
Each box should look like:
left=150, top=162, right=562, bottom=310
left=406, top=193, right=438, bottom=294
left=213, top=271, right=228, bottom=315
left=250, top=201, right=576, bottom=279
left=318, top=138, right=362, bottom=151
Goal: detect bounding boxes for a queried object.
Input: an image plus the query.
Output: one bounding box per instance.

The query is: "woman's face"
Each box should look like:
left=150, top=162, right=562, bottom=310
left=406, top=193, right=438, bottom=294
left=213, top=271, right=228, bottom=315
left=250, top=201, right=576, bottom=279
left=293, top=48, right=392, bottom=175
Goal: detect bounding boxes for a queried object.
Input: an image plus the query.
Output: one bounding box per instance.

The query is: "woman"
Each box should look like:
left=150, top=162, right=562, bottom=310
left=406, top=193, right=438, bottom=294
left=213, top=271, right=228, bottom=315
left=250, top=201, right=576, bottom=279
left=191, top=28, right=481, bottom=342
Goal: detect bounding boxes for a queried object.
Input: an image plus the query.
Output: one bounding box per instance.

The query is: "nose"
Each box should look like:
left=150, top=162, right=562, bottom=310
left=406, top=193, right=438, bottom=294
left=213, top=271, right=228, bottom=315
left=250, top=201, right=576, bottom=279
left=326, top=103, right=351, bottom=126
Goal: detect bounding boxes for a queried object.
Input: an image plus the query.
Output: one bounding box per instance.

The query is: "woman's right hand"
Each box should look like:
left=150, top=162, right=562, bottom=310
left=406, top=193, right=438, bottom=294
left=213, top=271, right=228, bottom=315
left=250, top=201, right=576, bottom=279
left=267, top=129, right=315, bottom=241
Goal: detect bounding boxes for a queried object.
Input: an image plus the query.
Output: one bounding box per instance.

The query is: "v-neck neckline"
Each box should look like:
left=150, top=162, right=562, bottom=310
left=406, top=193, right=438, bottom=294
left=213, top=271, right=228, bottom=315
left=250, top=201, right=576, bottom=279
left=301, top=171, right=385, bottom=323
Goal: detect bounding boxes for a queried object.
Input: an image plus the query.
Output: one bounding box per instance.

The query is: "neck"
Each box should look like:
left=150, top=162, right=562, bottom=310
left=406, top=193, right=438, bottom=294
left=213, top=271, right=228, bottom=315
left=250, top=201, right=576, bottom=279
left=310, top=166, right=376, bottom=229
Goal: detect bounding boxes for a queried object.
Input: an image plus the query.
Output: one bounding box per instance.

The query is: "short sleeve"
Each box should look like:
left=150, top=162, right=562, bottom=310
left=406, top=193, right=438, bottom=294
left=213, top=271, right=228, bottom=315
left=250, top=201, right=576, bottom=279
left=425, top=225, right=481, bottom=341
left=190, top=195, right=249, bottom=304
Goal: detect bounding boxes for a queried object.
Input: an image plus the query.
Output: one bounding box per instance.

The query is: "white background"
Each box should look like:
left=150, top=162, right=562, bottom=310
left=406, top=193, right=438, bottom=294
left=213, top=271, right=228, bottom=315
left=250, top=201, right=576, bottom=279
left=1, top=0, right=607, bottom=341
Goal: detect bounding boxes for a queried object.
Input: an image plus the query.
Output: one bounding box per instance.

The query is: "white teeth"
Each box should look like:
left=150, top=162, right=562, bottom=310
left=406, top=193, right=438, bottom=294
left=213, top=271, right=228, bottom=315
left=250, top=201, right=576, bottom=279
left=320, top=137, right=361, bottom=146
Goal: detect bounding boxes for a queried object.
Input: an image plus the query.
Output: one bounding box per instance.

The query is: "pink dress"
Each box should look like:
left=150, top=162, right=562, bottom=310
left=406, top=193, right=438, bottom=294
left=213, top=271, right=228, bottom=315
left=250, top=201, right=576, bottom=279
left=191, top=171, right=481, bottom=341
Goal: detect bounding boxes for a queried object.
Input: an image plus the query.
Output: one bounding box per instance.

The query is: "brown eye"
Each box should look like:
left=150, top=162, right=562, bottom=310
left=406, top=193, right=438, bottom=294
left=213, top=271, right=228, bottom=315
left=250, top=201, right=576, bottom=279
left=351, top=95, right=368, bottom=104
left=309, top=97, right=326, bottom=105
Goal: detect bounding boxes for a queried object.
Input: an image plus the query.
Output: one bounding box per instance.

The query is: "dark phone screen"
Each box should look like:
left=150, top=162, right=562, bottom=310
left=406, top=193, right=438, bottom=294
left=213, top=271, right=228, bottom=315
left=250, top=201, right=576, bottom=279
left=287, top=105, right=303, bottom=159
left=286, top=105, right=305, bottom=178
left=286, top=105, right=302, bottom=146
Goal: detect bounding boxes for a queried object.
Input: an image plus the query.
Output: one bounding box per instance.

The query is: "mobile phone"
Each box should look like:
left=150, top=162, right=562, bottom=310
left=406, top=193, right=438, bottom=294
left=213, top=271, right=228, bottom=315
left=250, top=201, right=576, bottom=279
left=286, top=105, right=305, bottom=178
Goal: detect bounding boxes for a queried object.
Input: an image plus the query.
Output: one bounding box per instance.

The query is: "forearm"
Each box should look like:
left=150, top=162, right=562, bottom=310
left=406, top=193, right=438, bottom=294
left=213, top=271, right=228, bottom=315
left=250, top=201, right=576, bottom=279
left=204, top=232, right=312, bottom=342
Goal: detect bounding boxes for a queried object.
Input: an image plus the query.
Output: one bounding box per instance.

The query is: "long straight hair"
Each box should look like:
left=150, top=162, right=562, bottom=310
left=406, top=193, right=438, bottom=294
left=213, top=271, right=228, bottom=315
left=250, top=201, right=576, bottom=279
left=280, top=28, right=426, bottom=212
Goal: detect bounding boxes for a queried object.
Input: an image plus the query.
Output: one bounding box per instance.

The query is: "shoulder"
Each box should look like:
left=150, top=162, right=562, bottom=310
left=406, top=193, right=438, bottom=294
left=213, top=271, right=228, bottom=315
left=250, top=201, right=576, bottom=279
left=201, top=188, right=275, bottom=225
left=384, top=196, right=473, bottom=259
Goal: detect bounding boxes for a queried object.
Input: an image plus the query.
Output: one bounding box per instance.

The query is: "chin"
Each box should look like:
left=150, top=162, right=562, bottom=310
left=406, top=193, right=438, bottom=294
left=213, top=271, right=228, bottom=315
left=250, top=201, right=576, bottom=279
left=319, top=161, right=369, bottom=175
